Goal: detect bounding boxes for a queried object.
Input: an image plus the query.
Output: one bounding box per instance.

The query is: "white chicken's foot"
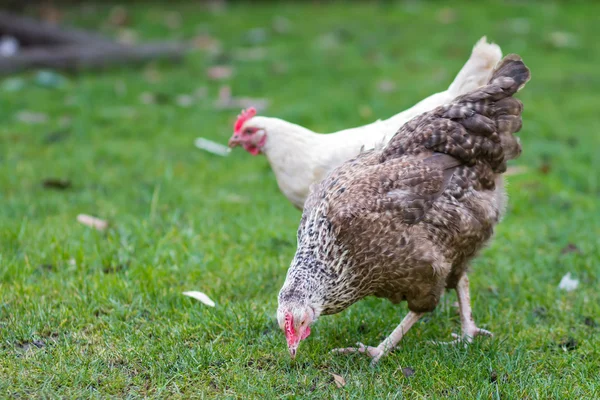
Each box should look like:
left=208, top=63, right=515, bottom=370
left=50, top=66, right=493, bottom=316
left=332, top=310, right=423, bottom=366
left=431, top=274, right=493, bottom=346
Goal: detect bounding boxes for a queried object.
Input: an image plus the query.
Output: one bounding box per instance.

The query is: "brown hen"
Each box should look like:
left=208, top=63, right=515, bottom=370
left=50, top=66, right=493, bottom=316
left=277, top=55, right=531, bottom=365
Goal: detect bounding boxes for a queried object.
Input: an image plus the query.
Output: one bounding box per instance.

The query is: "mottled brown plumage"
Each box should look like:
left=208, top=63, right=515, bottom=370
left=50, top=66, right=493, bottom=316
left=277, top=55, right=531, bottom=364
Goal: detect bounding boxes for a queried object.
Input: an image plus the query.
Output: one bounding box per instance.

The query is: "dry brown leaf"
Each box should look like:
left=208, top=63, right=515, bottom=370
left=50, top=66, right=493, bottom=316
left=330, top=373, right=346, bottom=388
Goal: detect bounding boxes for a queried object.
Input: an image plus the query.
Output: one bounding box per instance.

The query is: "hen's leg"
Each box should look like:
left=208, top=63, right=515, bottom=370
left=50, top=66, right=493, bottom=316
left=434, top=274, right=492, bottom=345
left=332, top=310, right=423, bottom=366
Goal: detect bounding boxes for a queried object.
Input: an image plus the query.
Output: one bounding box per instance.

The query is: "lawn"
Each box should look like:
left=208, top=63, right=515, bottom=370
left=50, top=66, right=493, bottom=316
left=1, top=1, right=599, bottom=398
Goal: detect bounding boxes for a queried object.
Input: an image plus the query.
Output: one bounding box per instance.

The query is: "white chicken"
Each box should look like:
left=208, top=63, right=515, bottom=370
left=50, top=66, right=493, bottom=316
left=228, top=37, right=502, bottom=209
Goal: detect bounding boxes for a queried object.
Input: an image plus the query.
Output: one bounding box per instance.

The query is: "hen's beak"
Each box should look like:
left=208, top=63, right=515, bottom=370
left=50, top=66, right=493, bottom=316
left=228, top=134, right=241, bottom=148
left=288, top=342, right=299, bottom=359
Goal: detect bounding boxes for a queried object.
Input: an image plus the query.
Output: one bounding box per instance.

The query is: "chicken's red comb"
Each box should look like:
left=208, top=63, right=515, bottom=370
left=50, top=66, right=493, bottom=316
left=234, top=107, right=257, bottom=134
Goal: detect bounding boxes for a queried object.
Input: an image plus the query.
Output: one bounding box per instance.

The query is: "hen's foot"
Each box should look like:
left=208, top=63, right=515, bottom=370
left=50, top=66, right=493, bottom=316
left=332, top=342, right=384, bottom=366
left=331, top=311, right=423, bottom=366
left=431, top=326, right=493, bottom=346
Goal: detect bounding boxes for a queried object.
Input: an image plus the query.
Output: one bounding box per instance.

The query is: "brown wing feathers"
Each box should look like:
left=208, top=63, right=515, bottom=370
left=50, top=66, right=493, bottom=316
left=382, top=55, right=530, bottom=175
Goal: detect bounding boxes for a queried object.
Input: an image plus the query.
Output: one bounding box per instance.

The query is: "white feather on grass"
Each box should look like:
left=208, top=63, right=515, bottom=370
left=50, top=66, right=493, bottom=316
left=183, top=291, right=216, bottom=307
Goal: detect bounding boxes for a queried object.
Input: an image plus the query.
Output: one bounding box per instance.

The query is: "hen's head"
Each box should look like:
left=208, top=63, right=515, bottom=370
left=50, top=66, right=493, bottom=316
left=276, top=302, right=315, bottom=359
left=228, top=107, right=267, bottom=156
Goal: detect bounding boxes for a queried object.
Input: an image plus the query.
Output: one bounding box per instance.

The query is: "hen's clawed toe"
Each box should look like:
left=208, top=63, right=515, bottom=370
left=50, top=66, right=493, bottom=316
left=431, top=327, right=493, bottom=346
left=332, top=342, right=384, bottom=365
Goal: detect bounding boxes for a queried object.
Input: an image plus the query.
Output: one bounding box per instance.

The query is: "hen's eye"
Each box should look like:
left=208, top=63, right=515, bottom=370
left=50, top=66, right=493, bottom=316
left=244, top=128, right=254, bottom=135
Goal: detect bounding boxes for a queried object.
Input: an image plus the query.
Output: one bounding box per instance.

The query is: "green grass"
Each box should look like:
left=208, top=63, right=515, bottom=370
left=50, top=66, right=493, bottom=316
left=1, top=1, right=599, bottom=398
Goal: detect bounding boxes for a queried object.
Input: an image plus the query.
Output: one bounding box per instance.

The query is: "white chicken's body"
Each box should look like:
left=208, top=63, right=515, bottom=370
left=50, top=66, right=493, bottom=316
left=234, top=37, right=502, bottom=209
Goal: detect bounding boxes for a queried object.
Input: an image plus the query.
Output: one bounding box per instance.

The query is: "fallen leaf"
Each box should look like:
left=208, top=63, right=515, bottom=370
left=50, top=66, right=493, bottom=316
left=558, top=273, right=579, bottom=292
left=16, top=111, right=48, bottom=124
left=42, top=178, right=71, bottom=190
left=195, top=137, right=230, bottom=157
left=77, top=214, right=108, bottom=231
left=560, top=243, right=581, bottom=255
left=183, top=291, right=216, bottom=307
left=207, top=66, right=234, bottom=80
left=436, top=8, right=457, bottom=24
left=401, top=367, right=415, bottom=378
left=330, top=373, right=346, bottom=388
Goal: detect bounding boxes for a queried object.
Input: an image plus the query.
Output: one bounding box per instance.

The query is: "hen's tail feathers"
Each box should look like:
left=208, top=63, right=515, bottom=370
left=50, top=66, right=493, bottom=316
left=440, top=54, right=531, bottom=171
left=447, top=36, right=503, bottom=98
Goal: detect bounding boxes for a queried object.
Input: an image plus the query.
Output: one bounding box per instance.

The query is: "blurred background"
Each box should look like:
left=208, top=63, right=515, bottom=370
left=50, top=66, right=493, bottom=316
left=1, top=1, right=598, bottom=397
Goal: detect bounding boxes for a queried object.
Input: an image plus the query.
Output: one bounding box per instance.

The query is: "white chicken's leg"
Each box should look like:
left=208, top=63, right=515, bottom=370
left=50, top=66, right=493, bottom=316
left=332, top=310, right=423, bottom=366
left=434, top=274, right=493, bottom=345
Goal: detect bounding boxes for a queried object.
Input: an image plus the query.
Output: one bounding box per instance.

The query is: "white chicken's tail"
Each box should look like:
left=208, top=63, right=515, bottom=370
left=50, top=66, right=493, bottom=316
left=446, top=36, right=502, bottom=98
